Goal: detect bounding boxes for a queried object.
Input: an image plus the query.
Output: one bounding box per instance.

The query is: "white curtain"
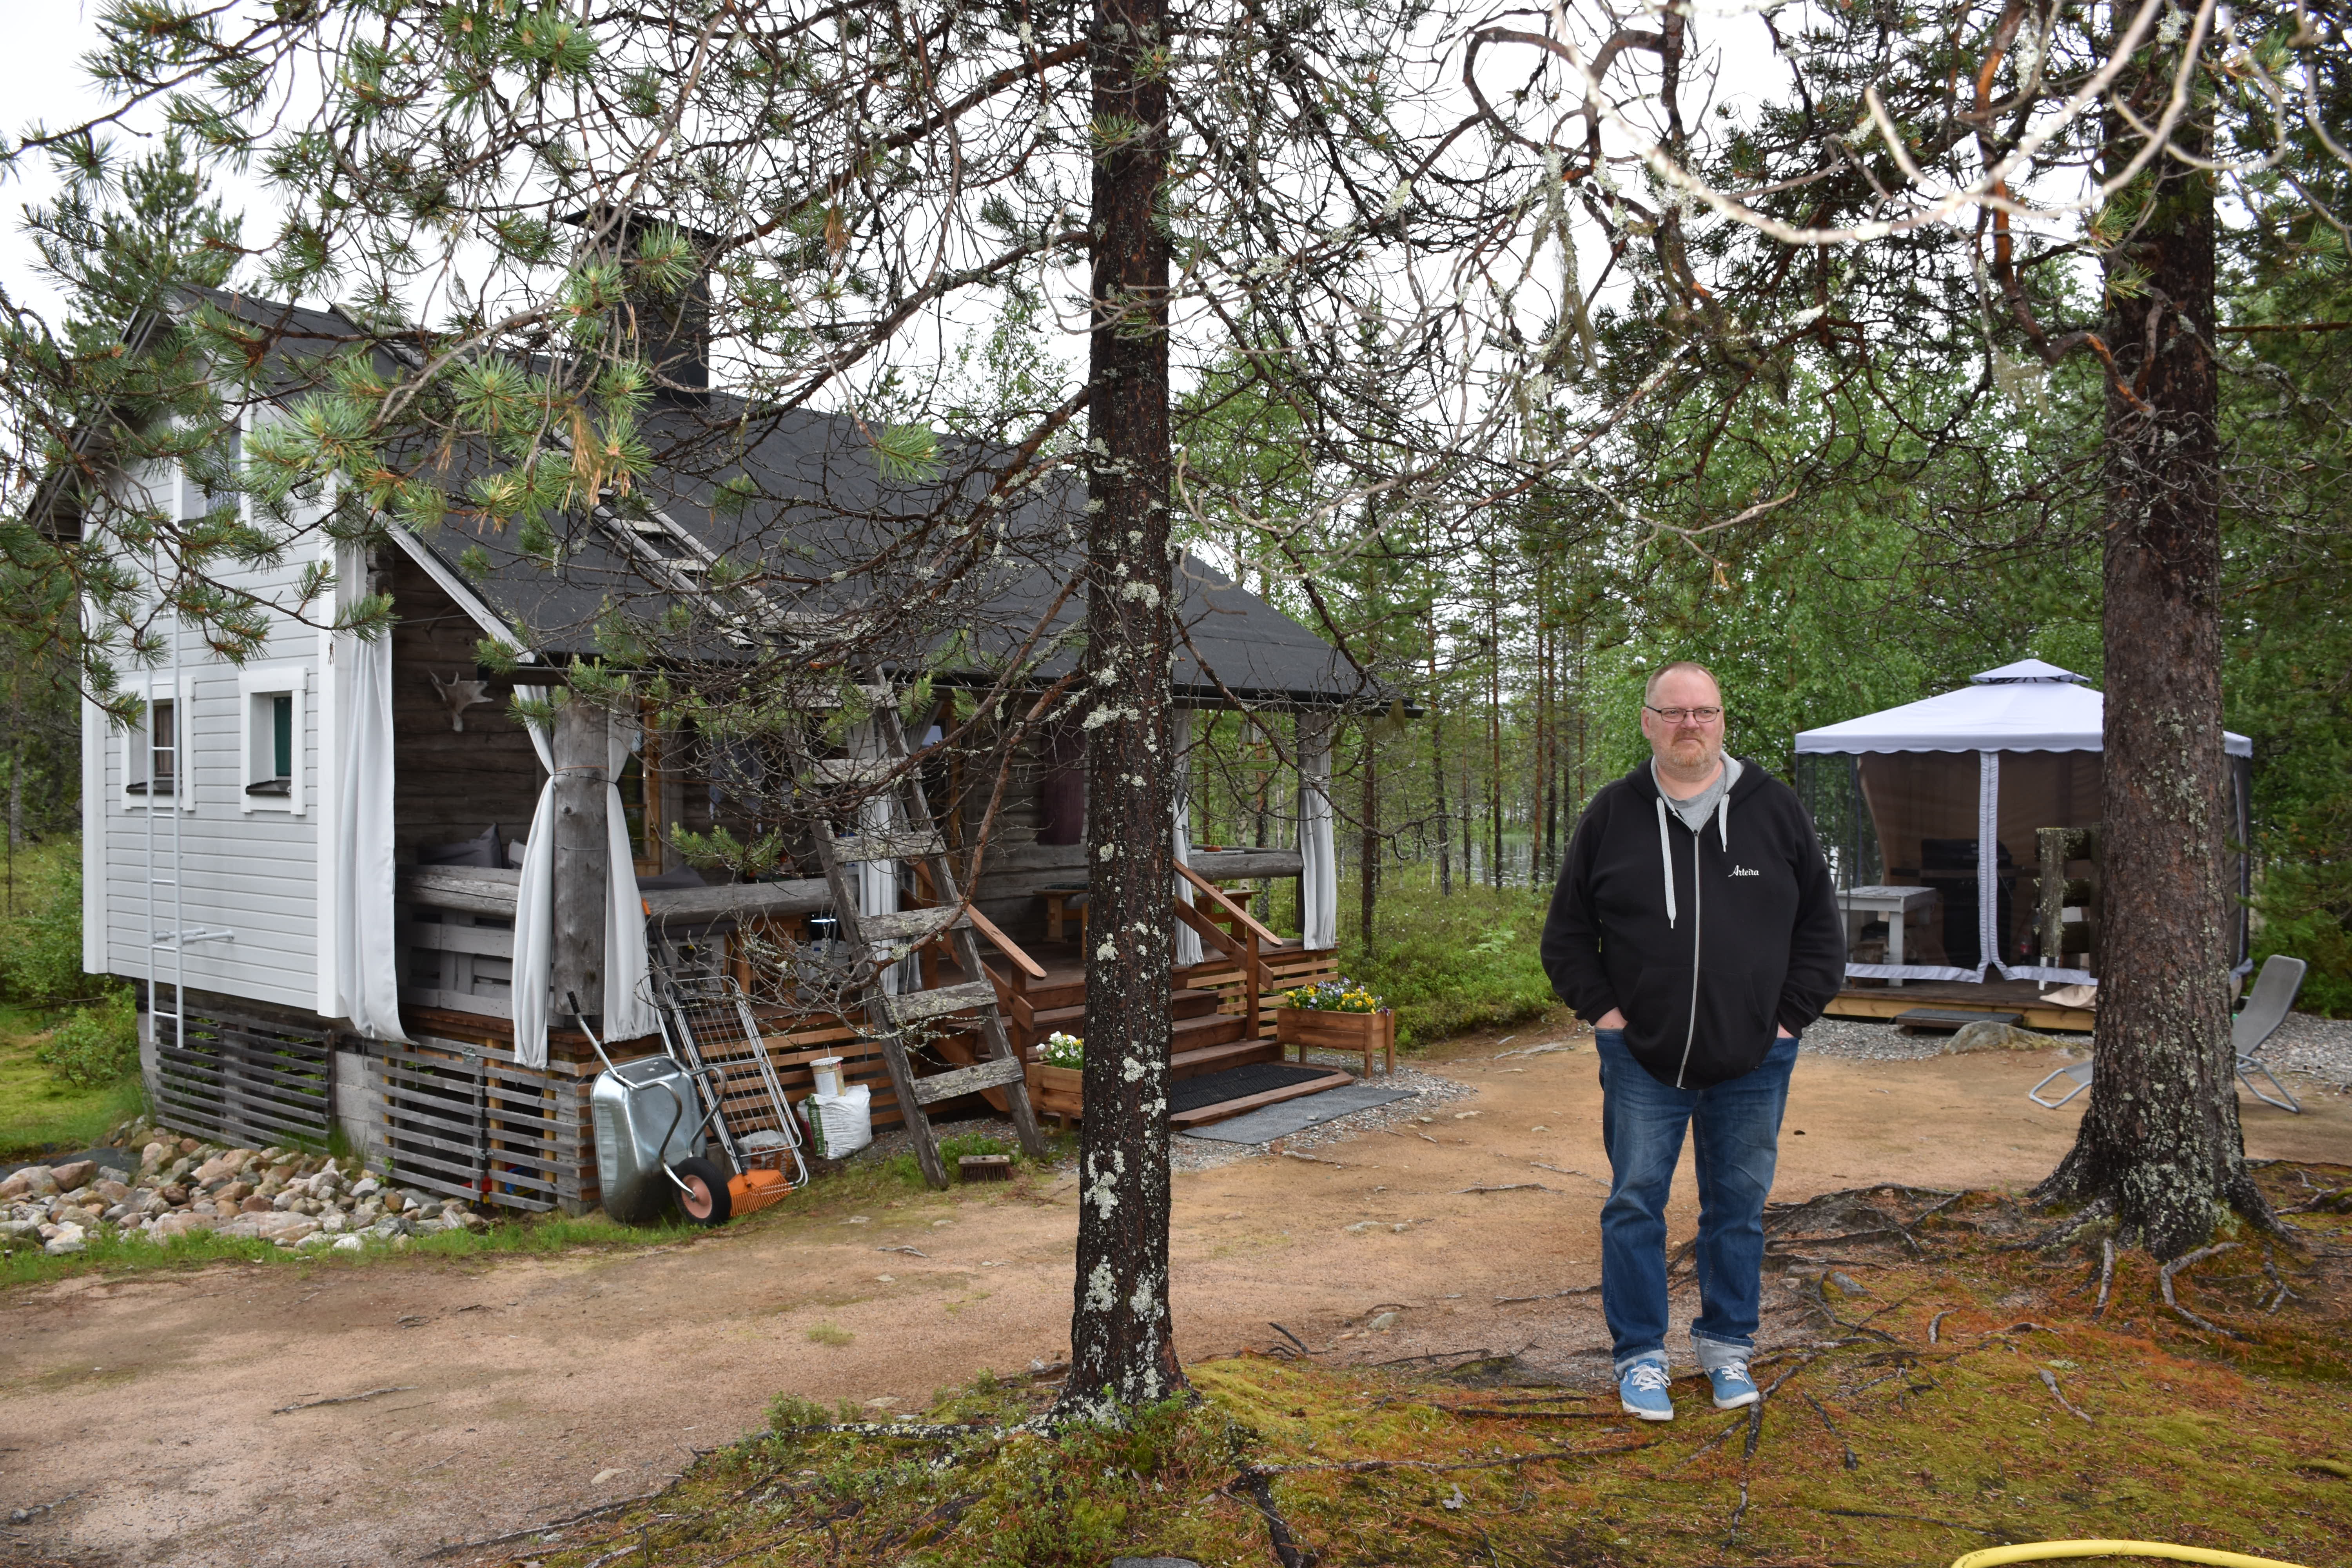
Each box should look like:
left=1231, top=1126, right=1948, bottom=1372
left=510, top=693, right=658, bottom=1069
left=603, top=715, right=658, bottom=1039
left=1298, top=712, right=1337, bottom=952
left=1171, top=710, right=1203, bottom=966
left=331, top=620, right=408, bottom=1044
left=510, top=711, right=558, bottom=1068
left=847, top=720, right=910, bottom=993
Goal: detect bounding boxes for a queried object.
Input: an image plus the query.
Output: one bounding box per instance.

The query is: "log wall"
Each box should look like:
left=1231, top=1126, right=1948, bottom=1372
left=386, top=550, right=544, bottom=853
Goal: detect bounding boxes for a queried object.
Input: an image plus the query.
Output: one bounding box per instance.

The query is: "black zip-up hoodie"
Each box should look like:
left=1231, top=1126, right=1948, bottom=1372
left=1541, top=758, right=1846, bottom=1090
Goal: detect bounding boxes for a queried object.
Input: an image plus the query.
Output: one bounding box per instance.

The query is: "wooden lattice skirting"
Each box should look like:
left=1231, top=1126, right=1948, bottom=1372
left=370, top=1038, right=596, bottom=1214
left=156, top=1008, right=334, bottom=1150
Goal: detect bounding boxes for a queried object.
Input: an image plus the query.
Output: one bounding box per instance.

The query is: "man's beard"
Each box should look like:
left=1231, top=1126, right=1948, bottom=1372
left=1666, top=738, right=1716, bottom=769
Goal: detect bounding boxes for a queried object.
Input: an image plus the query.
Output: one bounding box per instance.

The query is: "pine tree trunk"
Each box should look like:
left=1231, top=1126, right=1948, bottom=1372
left=1060, top=0, right=1185, bottom=1420
left=2033, top=39, right=2267, bottom=1255
left=1432, top=637, right=1451, bottom=897
left=1359, top=729, right=1378, bottom=949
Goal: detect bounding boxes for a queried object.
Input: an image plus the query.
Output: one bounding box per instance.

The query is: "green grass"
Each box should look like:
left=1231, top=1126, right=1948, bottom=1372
left=0, top=1201, right=716, bottom=1287
left=1336, top=876, right=1565, bottom=1047
left=0, top=1003, right=145, bottom=1161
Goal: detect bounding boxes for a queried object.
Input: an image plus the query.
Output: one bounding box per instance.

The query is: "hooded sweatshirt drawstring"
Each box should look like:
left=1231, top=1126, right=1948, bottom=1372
left=1657, top=784, right=1735, bottom=931
left=1656, top=797, right=1678, bottom=929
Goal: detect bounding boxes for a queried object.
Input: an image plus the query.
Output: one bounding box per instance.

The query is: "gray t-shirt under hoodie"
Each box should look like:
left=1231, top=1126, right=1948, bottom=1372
left=1654, top=755, right=1744, bottom=834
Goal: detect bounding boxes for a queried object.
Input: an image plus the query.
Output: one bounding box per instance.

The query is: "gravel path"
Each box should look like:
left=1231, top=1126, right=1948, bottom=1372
left=857, top=1007, right=2352, bottom=1176
left=1800, top=1009, right=2352, bottom=1096
left=853, top=1054, right=1479, bottom=1178
left=2252, top=1011, right=2352, bottom=1096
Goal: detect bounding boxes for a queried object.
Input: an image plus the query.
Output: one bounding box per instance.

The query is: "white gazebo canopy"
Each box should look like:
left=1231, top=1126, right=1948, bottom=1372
left=1795, top=659, right=2252, bottom=757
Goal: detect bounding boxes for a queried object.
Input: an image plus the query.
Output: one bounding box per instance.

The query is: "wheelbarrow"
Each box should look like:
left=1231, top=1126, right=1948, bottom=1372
left=574, top=997, right=791, bottom=1227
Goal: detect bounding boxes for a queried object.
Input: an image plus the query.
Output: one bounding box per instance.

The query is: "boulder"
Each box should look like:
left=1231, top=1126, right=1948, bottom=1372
left=160, top=1184, right=190, bottom=1206
left=0, top=1219, right=37, bottom=1240
left=1946, top=1020, right=2064, bottom=1054
left=49, top=1160, right=96, bottom=1191
left=296, top=1232, right=332, bottom=1250
left=240, top=1196, right=275, bottom=1214
left=320, top=1211, right=347, bottom=1234
left=349, top=1176, right=382, bottom=1201
left=151, top=1212, right=220, bottom=1240
left=5, top=1167, right=58, bottom=1198
left=332, top=1234, right=365, bottom=1252
left=192, top=1156, right=240, bottom=1185
left=93, top=1178, right=132, bottom=1206
left=216, top=1181, right=254, bottom=1206
left=44, top=1223, right=87, bottom=1256
left=256, top=1213, right=319, bottom=1243
left=53, top=1206, right=101, bottom=1230
left=141, top=1141, right=173, bottom=1169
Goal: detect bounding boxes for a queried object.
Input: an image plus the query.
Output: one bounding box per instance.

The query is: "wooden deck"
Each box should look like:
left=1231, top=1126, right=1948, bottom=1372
left=1825, top=977, right=2094, bottom=1033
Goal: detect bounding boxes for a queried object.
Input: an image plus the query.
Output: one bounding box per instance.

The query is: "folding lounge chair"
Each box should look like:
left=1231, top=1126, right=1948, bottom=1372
left=2234, top=954, right=2307, bottom=1113
left=2028, top=1059, right=2094, bottom=1109
left=2028, top=953, right=2308, bottom=1112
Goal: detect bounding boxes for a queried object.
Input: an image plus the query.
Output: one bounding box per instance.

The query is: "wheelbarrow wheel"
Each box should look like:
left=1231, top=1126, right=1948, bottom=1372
left=672, top=1157, right=733, bottom=1227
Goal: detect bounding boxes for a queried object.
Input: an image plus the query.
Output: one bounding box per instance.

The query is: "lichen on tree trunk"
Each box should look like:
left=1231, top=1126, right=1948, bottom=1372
left=1056, top=0, right=1187, bottom=1423
left=2032, top=33, right=2267, bottom=1256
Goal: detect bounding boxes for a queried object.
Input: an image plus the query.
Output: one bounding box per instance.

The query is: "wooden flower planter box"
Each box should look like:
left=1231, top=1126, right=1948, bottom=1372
left=1026, top=1061, right=1085, bottom=1128
left=1275, top=1007, right=1396, bottom=1077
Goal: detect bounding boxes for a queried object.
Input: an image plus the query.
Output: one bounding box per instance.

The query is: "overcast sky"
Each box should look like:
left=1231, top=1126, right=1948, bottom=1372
left=1, top=5, right=280, bottom=325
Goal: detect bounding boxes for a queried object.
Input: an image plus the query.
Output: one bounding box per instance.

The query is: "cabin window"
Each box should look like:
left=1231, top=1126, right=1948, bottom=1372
left=184, top=416, right=242, bottom=521
left=617, top=740, right=665, bottom=875
left=237, top=663, right=308, bottom=815
left=125, top=700, right=178, bottom=799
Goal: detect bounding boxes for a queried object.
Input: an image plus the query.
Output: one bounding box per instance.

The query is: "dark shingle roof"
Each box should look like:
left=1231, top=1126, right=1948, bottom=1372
left=196, top=292, right=1396, bottom=711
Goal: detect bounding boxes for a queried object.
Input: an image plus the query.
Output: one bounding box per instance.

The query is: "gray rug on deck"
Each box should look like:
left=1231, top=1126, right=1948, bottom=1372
left=1179, top=1083, right=1417, bottom=1144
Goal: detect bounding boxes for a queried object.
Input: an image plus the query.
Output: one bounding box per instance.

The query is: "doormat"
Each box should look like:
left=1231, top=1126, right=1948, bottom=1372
left=1180, top=1082, right=1417, bottom=1144
left=1167, top=1062, right=1334, bottom=1118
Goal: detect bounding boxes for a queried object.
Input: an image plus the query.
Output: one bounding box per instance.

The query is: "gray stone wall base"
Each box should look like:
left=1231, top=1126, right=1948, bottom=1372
left=333, top=1047, right=389, bottom=1173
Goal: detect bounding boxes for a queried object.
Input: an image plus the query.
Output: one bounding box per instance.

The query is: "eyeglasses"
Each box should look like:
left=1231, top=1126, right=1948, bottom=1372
left=1645, top=704, right=1724, bottom=724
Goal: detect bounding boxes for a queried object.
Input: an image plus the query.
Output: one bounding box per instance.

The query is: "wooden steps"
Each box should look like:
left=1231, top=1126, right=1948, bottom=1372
left=1169, top=1034, right=1283, bottom=1081
left=1171, top=1067, right=1355, bottom=1129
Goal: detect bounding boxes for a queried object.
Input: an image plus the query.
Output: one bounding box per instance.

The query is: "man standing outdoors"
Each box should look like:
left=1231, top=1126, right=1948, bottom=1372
left=1541, top=662, right=1844, bottom=1420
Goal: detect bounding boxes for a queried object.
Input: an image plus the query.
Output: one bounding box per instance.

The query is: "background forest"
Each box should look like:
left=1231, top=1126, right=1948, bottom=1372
left=1178, top=201, right=2351, bottom=1022
left=0, top=0, right=2345, bottom=1039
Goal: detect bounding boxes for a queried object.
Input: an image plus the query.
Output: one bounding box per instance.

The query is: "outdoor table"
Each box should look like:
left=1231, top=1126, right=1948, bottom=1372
left=1837, top=885, right=1940, bottom=982
left=1040, top=885, right=1087, bottom=943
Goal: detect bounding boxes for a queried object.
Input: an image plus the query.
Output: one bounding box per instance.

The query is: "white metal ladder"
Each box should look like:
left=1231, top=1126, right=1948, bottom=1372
left=142, top=476, right=238, bottom=1114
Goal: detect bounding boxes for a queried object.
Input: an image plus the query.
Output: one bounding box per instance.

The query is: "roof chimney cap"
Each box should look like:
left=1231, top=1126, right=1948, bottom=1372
left=1970, top=657, right=2090, bottom=685
left=560, top=206, right=715, bottom=398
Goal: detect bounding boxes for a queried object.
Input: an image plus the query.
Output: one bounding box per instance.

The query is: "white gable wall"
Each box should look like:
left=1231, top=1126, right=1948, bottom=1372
left=88, top=459, right=334, bottom=1018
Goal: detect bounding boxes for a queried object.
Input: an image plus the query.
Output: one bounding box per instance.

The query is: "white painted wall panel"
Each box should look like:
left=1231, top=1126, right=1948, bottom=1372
left=99, top=514, right=330, bottom=1017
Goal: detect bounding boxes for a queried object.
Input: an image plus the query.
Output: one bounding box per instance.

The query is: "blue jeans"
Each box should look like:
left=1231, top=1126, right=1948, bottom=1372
left=1594, top=1029, right=1798, bottom=1374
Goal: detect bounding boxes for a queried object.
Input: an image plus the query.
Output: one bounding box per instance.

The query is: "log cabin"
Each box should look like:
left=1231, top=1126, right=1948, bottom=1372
left=64, top=288, right=1386, bottom=1213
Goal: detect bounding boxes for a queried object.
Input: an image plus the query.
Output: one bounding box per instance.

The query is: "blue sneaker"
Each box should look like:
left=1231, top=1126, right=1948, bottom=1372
left=1705, top=1360, right=1760, bottom=1410
left=1617, top=1360, right=1674, bottom=1421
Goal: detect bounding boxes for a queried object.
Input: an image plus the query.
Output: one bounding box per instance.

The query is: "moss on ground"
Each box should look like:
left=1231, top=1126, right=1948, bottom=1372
left=466, top=1163, right=2352, bottom=1568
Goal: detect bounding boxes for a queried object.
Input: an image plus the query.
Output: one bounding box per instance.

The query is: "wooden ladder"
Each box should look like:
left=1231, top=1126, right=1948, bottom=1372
left=801, top=699, right=1050, bottom=1188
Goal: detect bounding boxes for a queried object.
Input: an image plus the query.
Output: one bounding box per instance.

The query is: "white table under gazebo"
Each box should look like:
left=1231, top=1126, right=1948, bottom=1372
left=1793, top=659, right=2252, bottom=1025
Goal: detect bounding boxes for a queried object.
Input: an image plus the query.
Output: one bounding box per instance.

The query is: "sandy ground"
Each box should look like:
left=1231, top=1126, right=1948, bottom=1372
left=4, top=1034, right=2345, bottom=1568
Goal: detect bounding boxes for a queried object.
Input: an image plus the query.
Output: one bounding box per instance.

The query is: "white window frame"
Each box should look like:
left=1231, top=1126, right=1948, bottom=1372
left=120, top=672, right=196, bottom=812
left=237, top=661, right=309, bottom=815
